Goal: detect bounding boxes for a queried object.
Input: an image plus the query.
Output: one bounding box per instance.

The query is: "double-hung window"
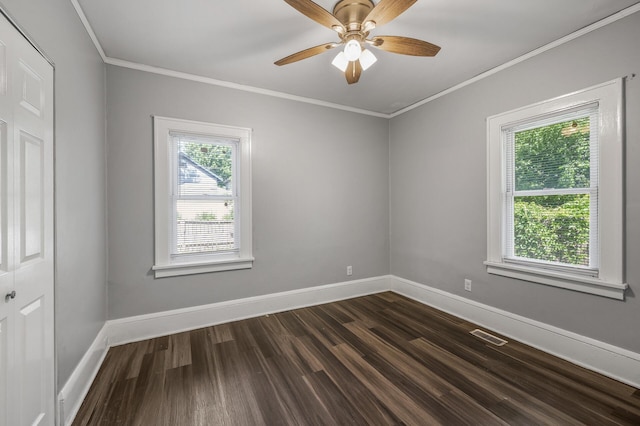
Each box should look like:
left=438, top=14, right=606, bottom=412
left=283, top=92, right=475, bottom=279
left=486, top=80, right=626, bottom=299
left=153, top=117, right=252, bottom=278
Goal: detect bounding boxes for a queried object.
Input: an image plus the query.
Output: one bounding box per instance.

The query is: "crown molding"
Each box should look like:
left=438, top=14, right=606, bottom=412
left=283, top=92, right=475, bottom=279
left=71, top=1, right=640, bottom=118
left=70, top=0, right=106, bottom=61
left=104, top=57, right=390, bottom=118
left=388, top=2, right=640, bottom=118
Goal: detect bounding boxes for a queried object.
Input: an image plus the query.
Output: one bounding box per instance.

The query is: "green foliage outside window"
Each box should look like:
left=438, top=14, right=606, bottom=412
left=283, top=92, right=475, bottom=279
left=515, top=117, right=590, bottom=190
left=192, top=210, right=234, bottom=221
left=513, top=117, right=591, bottom=267
left=181, top=143, right=233, bottom=183
left=514, top=195, right=589, bottom=266
left=195, top=212, right=217, bottom=221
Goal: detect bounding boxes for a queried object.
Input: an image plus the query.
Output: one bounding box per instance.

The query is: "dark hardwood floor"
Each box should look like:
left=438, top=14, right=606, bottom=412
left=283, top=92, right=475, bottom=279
left=73, top=292, right=640, bottom=425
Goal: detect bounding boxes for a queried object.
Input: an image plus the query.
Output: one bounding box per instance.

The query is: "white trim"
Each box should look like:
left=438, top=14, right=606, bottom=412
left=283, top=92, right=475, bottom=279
left=60, top=275, right=390, bottom=425
left=70, top=0, right=640, bottom=118
left=389, top=275, right=640, bottom=389
left=107, top=275, right=392, bottom=346
left=389, top=3, right=640, bottom=117
left=153, top=116, right=253, bottom=278
left=105, top=57, right=390, bottom=119
left=486, top=79, right=625, bottom=298
left=484, top=261, right=627, bottom=300
left=69, top=0, right=107, bottom=61
left=57, top=324, right=109, bottom=426
left=61, top=275, right=640, bottom=425
left=152, top=257, right=254, bottom=278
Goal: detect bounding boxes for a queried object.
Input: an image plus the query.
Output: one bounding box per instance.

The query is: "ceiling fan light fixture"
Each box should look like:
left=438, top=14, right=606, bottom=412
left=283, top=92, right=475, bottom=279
left=359, top=48, right=377, bottom=70
left=276, top=0, right=442, bottom=84
left=343, top=39, right=362, bottom=61
left=331, top=51, right=349, bottom=72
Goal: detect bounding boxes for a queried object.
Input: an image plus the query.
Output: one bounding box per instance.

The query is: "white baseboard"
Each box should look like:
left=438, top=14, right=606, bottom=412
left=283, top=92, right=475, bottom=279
left=60, top=275, right=390, bottom=425
left=60, top=273, right=640, bottom=425
left=107, top=275, right=392, bottom=346
left=390, top=275, right=640, bottom=389
left=57, top=324, right=110, bottom=426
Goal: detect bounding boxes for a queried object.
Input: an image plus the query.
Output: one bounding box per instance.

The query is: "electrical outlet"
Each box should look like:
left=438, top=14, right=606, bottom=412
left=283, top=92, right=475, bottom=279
left=347, top=265, right=353, bottom=276
left=464, top=279, right=472, bottom=291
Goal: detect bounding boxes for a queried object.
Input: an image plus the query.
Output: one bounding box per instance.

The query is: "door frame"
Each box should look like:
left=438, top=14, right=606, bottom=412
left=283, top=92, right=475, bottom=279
left=0, top=3, right=57, bottom=424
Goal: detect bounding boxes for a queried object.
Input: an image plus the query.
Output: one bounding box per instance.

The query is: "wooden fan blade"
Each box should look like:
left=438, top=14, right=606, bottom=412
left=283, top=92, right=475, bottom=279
left=363, top=0, right=416, bottom=29
left=275, top=43, right=338, bottom=66
left=371, top=36, right=441, bottom=56
left=345, top=60, right=362, bottom=84
left=284, top=0, right=345, bottom=32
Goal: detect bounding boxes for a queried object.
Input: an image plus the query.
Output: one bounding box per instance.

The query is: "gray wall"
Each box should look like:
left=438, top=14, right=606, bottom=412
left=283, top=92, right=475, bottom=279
left=390, top=12, right=640, bottom=352
left=6, top=0, right=636, bottom=394
left=1, top=0, right=107, bottom=389
left=106, top=66, right=389, bottom=319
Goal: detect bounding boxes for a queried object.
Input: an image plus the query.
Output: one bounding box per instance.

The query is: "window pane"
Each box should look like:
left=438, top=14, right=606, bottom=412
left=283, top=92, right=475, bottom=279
left=515, top=117, right=590, bottom=191
left=513, top=194, right=589, bottom=266
left=177, top=139, right=234, bottom=197
left=174, top=199, right=236, bottom=255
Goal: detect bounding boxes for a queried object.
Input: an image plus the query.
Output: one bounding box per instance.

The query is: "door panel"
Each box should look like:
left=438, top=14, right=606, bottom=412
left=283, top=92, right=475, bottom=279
left=12, top=29, right=54, bottom=426
left=18, top=297, right=45, bottom=425
left=0, top=11, right=54, bottom=426
left=0, top=121, right=7, bottom=272
left=18, top=61, right=43, bottom=118
left=20, top=131, right=43, bottom=263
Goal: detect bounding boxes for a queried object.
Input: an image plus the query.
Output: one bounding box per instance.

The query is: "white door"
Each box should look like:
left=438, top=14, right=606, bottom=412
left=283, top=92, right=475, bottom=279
left=0, top=11, right=54, bottom=426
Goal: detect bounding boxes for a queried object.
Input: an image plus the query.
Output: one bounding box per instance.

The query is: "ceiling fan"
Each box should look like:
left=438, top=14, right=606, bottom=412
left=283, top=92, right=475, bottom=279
left=275, top=0, right=441, bottom=84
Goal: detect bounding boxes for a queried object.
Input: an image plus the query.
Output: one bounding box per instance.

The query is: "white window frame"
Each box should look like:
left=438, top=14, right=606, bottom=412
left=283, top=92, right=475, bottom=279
left=153, top=116, right=253, bottom=278
left=485, top=79, right=627, bottom=300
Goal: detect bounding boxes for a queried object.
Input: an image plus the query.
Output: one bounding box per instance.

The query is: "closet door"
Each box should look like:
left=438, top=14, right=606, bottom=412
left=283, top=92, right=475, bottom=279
left=0, top=11, right=54, bottom=426
left=0, top=35, right=15, bottom=424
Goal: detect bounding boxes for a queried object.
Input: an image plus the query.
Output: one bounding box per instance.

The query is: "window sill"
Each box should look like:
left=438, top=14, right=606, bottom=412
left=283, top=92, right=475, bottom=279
left=484, top=261, right=627, bottom=300
left=153, top=257, right=254, bottom=278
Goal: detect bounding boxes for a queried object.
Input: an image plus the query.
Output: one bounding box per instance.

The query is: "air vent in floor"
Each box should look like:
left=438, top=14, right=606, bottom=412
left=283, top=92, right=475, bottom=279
left=470, top=329, right=508, bottom=346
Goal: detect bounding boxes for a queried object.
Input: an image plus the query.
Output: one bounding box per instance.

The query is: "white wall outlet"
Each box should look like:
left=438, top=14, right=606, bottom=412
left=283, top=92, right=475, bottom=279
left=347, top=265, right=353, bottom=276
left=464, top=279, right=472, bottom=291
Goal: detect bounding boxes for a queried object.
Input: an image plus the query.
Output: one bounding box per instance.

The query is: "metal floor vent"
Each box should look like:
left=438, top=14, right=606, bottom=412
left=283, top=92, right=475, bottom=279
left=470, top=329, right=508, bottom=346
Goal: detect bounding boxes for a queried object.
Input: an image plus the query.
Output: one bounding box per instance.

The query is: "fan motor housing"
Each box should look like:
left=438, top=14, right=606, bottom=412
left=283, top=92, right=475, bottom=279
left=333, top=0, right=374, bottom=29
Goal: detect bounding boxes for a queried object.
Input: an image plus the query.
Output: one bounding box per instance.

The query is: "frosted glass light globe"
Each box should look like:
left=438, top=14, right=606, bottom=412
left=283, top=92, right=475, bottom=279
left=359, top=49, right=377, bottom=70
left=343, top=39, right=362, bottom=61
left=331, top=51, right=349, bottom=72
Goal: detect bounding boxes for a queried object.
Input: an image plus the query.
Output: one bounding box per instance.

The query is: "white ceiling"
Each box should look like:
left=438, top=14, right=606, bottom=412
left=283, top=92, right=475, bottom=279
left=76, top=0, right=639, bottom=115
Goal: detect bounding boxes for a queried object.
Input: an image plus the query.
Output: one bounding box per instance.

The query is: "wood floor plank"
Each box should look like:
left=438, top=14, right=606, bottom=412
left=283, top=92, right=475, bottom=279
left=275, top=311, right=309, bottom=338
left=267, top=354, right=337, bottom=424
left=410, top=337, right=583, bottom=425
left=242, top=347, right=292, bottom=426
left=74, top=292, right=640, bottom=425
left=162, top=365, right=195, bottom=426
left=296, top=334, right=405, bottom=425
left=187, top=329, right=229, bottom=425
left=300, top=370, right=371, bottom=425
left=213, top=340, right=265, bottom=425
left=494, top=340, right=640, bottom=412
left=480, top=345, right=638, bottom=424
left=109, top=378, right=138, bottom=425
left=130, top=351, right=167, bottom=426
left=345, top=321, right=513, bottom=424
left=330, top=342, right=445, bottom=425
left=164, top=331, right=192, bottom=370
